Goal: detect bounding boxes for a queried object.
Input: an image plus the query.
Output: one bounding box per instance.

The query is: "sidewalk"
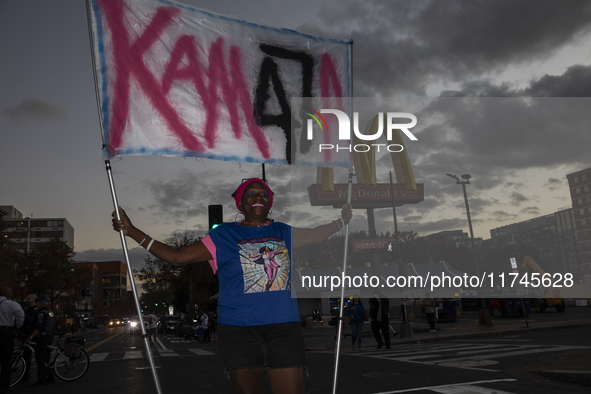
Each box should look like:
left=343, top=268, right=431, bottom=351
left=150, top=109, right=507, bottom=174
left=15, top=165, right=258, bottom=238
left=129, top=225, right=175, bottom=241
left=303, top=307, right=591, bottom=386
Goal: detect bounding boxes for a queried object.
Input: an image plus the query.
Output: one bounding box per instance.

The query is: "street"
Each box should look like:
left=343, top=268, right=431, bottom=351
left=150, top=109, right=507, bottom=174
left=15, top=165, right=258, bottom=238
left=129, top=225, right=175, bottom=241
left=10, top=321, right=591, bottom=394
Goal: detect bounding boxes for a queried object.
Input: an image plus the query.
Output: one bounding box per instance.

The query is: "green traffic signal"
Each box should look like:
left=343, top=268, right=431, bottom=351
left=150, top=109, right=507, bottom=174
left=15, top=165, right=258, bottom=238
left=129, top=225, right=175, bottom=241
left=208, top=205, right=223, bottom=231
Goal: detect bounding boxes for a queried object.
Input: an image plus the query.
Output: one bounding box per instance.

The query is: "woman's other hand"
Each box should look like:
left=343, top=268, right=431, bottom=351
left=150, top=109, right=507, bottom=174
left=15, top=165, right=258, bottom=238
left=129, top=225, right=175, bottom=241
left=341, top=203, right=352, bottom=225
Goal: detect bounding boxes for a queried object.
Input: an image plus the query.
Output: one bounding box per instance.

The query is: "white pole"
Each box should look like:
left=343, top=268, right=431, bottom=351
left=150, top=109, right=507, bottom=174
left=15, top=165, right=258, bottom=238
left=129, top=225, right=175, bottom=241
left=332, top=171, right=353, bottom=394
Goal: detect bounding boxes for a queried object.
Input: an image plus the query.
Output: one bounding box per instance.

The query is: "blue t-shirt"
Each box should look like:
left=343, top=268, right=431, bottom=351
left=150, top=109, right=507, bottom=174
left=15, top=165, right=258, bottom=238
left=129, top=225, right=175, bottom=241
left=204, top=222, right=300, bottom=326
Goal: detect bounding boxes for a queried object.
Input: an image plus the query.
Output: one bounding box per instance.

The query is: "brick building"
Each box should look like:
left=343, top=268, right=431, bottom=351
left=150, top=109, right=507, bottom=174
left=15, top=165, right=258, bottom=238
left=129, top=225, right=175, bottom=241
left=567, top=166, right=591, bottom=280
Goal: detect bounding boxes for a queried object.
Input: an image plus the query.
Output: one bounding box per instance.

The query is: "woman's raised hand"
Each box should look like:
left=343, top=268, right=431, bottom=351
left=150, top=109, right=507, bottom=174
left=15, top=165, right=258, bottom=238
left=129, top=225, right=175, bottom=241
left=112, top=206, right=132, bottom=236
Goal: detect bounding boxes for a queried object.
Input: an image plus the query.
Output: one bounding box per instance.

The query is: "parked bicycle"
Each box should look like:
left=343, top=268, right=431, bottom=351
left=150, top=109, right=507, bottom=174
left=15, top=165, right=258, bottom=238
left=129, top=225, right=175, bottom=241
left=10, top=334, right=89, bottom=386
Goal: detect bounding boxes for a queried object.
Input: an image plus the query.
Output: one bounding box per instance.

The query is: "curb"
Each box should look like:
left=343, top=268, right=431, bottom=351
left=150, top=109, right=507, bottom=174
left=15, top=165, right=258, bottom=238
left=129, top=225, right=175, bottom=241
left=537, top=370, right=591, bottom=386
left=304, top=321, right=591, bottom=351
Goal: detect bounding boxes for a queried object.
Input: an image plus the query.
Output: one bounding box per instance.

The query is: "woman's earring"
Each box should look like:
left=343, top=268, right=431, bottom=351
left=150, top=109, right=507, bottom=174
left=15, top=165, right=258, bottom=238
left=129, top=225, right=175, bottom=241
left=235, top=211, right=245, bottom=225
left=267, top=209, right=272, bottom=223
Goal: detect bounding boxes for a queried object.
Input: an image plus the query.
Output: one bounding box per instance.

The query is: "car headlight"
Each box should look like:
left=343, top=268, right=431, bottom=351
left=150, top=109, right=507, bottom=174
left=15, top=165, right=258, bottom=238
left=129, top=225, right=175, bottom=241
left=131, top=322, right=137, bottom=327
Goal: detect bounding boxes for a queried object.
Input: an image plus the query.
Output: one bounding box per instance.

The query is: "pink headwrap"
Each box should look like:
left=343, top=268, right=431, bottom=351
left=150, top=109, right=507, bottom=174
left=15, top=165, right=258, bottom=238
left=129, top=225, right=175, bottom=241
left=232, top=178, right=274, bottom=211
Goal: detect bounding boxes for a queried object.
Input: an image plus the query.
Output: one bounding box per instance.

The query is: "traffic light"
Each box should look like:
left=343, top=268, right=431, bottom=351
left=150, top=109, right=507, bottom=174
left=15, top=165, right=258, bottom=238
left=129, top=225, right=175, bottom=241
left=208, top=205, right=223, bottom=231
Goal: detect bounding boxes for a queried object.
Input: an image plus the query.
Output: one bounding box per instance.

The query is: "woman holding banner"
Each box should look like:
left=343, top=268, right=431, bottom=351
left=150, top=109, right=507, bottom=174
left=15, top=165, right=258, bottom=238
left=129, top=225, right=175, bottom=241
left=112, top=178, right=352, bottom=394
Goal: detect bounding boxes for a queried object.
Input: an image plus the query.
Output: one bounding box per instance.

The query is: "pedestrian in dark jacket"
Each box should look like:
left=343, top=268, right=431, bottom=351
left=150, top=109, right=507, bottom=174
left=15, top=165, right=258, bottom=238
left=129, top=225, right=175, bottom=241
left=369, top=294, right=391, bottom=349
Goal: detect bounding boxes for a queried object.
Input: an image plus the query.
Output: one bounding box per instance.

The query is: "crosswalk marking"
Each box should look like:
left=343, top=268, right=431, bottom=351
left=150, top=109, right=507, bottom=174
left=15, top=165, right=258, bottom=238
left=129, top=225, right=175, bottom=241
left=373, top=378, right=518, bottom=394
left=124, top=351, right=144, bottom=359
left=428, top=384, right=515, bottom=394
left=338, top=342, right=590, bottom=372
left=87, top=347, right=217, bottom=362
left=188, top=348, right=215, bottom=356
left=89, top=352, right=109, bottom=362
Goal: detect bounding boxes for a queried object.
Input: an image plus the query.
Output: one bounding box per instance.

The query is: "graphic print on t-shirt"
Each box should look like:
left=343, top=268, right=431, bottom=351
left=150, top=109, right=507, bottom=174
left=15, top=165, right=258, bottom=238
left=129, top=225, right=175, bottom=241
left=237, top=236, right=291, bottom=293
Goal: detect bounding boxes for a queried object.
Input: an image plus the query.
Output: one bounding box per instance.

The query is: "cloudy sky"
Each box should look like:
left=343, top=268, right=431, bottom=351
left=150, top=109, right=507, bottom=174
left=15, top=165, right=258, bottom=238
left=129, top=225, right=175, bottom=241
left=1, top=0, right=590, bottom=271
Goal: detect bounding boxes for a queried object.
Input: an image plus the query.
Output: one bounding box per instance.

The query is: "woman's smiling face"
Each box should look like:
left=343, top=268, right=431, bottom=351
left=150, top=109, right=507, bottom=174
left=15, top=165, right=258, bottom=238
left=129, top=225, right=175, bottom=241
left=240, top=181, right=271, bottom=222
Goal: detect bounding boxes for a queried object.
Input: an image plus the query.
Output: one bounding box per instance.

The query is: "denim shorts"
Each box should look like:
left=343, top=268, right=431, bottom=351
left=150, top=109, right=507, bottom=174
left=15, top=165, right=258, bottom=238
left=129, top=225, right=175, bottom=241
left=217, top=322, right=306, bottom=373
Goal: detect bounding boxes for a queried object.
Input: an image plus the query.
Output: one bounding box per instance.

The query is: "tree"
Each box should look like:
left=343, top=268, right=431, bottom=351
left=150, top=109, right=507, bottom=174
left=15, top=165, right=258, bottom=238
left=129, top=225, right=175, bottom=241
left=0, top=221, right=27, bottom=292
left=135, top=230, right=218, bottom=316
left=25, top=239, right=78, bottom=308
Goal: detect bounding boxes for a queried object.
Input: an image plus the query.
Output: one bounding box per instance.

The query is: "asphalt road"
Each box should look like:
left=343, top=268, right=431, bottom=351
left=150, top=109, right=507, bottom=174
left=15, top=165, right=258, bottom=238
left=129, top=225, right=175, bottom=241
left=11, top=324, right=591, bottom=394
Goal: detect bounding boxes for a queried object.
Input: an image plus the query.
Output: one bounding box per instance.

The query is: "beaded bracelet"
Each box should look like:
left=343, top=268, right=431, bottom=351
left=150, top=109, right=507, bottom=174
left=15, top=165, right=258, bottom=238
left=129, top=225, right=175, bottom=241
left=139, top=234, right=150, bottom=247
left=333, top=219, right=343, bottom=230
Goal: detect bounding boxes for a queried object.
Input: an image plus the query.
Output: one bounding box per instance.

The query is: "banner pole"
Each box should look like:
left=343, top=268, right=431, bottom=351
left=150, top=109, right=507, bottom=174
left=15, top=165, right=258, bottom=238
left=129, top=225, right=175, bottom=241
left=331, top=38, right=355, bottom=394
left=105, top=160, right=164, bottom=394
left=85, top=0, right=106, bottom=145
left=332, top=170, right=353, bottom=394
left=86, top=2, right=163, bottom=392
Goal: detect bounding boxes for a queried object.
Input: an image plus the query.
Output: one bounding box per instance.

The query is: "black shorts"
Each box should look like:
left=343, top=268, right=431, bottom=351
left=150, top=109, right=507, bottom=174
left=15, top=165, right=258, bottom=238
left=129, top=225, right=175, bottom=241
left=217, top=322, right=306, bottom=372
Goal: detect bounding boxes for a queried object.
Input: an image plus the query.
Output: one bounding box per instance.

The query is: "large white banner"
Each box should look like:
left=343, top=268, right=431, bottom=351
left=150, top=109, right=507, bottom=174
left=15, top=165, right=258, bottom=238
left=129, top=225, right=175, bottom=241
left=90, top=0, right=351, bottom=166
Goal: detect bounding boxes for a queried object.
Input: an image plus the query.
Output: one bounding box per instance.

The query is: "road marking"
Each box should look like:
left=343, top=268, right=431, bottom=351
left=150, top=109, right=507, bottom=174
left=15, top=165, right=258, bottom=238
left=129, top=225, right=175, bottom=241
left=371, top=379, right=517, bottom=394
left=156, top=337, right=174, bottom=352
left=89, top=353, right=109, bottom=362
left=124, top=351, right=144, bottom=359
left=85, top=330, right=126, bottom=352
left=188, top=348, right=215, bottom=356
left=429, top=384, right=515, bottom=393
left=349, top=342, right=590, bottom=372
left=419, top=345, right=589, bottom=365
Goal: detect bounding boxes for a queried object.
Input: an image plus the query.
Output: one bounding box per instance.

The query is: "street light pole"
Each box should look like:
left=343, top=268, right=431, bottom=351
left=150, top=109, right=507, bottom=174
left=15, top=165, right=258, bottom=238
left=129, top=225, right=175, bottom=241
left=446, top=174, right=492, bottom=326
left=390, top=171, right=412, bottom=338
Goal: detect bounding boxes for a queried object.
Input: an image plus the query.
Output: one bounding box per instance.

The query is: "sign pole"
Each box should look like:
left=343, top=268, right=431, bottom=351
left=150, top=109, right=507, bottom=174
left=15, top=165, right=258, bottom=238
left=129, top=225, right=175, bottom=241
left=390, top=171, right=412, bottom=338
left=510, top=257, right=529, bottom=328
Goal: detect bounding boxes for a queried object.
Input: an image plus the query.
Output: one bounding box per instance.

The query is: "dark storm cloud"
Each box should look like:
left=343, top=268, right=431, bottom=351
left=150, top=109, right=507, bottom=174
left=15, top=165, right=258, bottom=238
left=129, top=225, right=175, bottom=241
left=504, top=181, right=525, bottom=189
left=144, top=169, right=239, bottom=228
left=298, top=0, right=591, bottom=95
left=492, top=210, right=518, bottom=221
left=524, top=65, right=591, bottom=96
left=544, top=178, right=564, bottom=191
left=519, top=206, right=540, bottom=216
left=410, top=217, right=471, bottom=236
left=75, top=247, right=148, bottom=271
left=3, top=99, right=67, bottom=122
left=407, top=97, right=591, bottom=188
left=442, top=65, right=591, bottom=97
left=141, top=165, right=311, bottom=229
left=509, top=192, right=528, bottom=205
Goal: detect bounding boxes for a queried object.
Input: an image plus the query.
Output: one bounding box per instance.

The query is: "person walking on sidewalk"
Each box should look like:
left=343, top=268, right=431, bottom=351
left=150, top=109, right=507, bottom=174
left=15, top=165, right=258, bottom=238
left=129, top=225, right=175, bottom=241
left=0, top=287, right=25, bottom=394
left=369, top=293, right=391, bottom=349
left=312, top=309, right=322, bottom=326
left=25, top=296, right=54, bottom=386
left=160, top=316, right=168, bottom=339
left=422, top=292, right=436, bottom=333
left=18, top=293, right=37, bottom=384
left=146, top=310, right=158, bottom=345
left=346, top=295, right=365, bottom=351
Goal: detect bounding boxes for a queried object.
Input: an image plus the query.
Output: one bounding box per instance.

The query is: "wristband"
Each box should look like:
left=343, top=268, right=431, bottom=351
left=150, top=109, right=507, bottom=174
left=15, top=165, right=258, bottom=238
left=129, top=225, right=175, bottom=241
left=333, top=219, right=343, bottom=231
left=146, top=238, right=155, bottom=252
left=139, top=234, right=150, bottom=246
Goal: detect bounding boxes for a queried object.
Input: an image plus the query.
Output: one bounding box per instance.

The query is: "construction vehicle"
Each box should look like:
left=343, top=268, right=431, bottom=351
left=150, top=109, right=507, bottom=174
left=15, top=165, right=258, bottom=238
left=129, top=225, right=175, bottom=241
left=521, top=256, right=565, bottom=313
